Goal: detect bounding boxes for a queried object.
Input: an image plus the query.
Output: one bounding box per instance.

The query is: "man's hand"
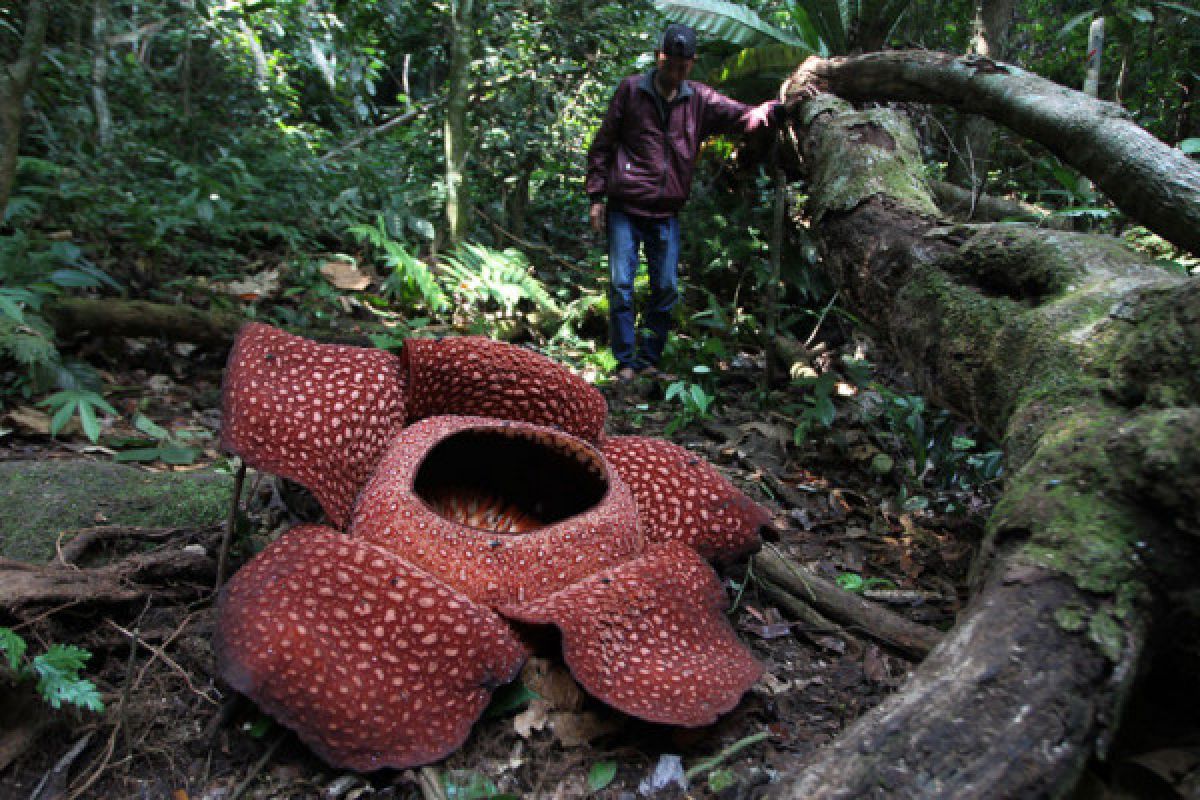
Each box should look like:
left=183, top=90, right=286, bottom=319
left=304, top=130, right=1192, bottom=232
left=589, top=202, right=606, bottom=234
left=743, top=101, right=782, bottom=133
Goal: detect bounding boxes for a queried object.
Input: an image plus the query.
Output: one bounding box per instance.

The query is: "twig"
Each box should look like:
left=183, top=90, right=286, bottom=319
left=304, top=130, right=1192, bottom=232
left=31, top=731, right=94, bottom=800
left=418, top=766, right=448, bottom=800
left=107, top=619, right=219, bottom=705
left=216, top=461, right=246, bottom=592
left=684, top=731, right=771, bottom=782
left=803, top=290, right=840, bottom=350
left=230, top=734, right=285, bottom=800
left=318, top=106, right=427, bottom=163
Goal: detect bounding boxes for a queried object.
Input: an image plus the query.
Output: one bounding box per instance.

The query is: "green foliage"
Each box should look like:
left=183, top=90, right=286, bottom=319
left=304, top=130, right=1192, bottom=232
left=37, top=389, right=118, bottom=444
left=587, top=761, right=619, bottom=791
left=835, top=573, right=897, bottom=593
left=791, top=372, right=838, bottom=444
left=112, top=414, right=205, bottom=466
left=0, top=627, right=104, bottom=713
left=440, top=243, right=559, bottom=321
left=664, top=378, right=716, bottom=435
left=348, top=217, right=449, bottom=313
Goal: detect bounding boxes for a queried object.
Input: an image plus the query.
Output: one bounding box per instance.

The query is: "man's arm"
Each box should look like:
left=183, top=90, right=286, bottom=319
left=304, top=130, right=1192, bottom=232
left=586, top=80, right=630, bottom=231
left=698, top=85, right=783, bottom=138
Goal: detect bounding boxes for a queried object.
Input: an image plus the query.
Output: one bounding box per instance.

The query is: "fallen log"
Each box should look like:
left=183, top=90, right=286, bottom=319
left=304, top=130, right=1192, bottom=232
left=754, top=546, right=941, bottom=660
left=764, top=52, right=1199, bottom=798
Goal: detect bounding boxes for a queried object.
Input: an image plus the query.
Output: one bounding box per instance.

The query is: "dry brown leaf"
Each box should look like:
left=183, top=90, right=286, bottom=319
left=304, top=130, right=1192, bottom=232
left=548, top=710, right=621, bottom=747
left=519, top=657, right=584, bottom=712
left=513, top=698, right=550, bottom=739
left=4, top=406, right=53, bottom=436
left=320, top=259, right=371, bottom=291
left=221, top=269, right=281, bottom=301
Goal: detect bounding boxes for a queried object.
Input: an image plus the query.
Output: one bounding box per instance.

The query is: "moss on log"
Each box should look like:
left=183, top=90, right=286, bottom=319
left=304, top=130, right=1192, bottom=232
left=768, top=57, right=1200, bottom=798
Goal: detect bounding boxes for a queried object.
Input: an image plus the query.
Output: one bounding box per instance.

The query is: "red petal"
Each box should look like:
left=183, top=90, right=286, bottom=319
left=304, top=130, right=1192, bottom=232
left=215, top=525, right=526, bottom=771
left=351, top=416, right=643, bottom=607
left=601, top=436, right=768, bottom=561
left=402, top=337, right=607, bottom=443
left=220, top=324, right=407, bottom=527
left=500, top=541, right=763, bottom=726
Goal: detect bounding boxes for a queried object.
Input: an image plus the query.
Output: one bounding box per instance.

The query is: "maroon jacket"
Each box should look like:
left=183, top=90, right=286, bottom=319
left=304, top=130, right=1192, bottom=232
left=586, top=72, right=754, bottom=218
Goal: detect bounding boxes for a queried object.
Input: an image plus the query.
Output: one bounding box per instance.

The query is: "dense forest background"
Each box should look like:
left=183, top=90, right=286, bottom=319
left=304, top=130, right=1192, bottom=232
left=2, top=0, right=1196, bottom=431
left=2, top=0, right=1200, bottom=797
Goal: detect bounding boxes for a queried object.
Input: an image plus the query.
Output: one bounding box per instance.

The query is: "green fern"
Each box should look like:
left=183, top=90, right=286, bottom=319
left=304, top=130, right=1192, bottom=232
left=347, top=217, right=449, bottom=312
left=0, top=627, right=104, bottom=713
left=440, top=244, right=558, bottom=317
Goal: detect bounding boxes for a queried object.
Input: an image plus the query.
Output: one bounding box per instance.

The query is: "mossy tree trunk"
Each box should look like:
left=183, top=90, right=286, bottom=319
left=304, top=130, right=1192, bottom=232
left=766, top=53, right=1200, bottom=798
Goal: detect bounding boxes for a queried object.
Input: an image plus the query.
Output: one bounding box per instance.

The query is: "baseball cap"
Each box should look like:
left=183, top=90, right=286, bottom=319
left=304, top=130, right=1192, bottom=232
left=660, top=24, right=697, bottom=58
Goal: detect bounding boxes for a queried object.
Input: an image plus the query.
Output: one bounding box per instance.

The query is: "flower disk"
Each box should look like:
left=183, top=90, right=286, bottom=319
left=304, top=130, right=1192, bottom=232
left=220, top=323, right=408, bottom=527
left=352, top=416, right=643, bottom=608
left=402, top=337, right=607, bottom=443
left=601, top=436, right=769, bottom=561
left=215, top=526, right=526, bottom=772
left=501, top=541, right=763, bottom=726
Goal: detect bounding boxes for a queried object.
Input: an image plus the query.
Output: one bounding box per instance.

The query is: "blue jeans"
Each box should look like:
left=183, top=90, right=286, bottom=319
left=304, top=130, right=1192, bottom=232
left=607, top=209, right=680, bottom=371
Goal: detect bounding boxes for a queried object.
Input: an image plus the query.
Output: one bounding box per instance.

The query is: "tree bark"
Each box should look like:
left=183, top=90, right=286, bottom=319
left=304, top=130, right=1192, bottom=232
left=44, top=297, right=246, bottom=346
left=0, top=0, right=51, bottom=220
left=444, top=0, right=474, bottom=245
left=91, top=0, right=113, bottom=149
left=785, top=51, right=1200, bottom=256
left=766, top=55, right=1200, bottom=797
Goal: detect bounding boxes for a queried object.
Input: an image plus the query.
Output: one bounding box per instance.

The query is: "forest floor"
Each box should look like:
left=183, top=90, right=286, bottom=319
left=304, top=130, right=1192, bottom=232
left=6, top=324, right=1177, bottom=799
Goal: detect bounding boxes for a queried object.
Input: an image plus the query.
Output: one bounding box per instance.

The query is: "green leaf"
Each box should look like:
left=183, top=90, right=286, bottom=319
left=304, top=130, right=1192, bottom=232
left=655, top=0, right=810, bottom=48
left=1151, top=0, right=1200, bottom=18
left=46, top=395, right=79, bottom=436
left=0, top=627, right=28, bottom=673
left=836, top=573, right=865, bottom=592
left=159, top=442, right=199, bottom=465
left=133, top=413, right=169, bottom=440
left=49, top=269, right=103, bottom=289
left=1180, top=137, right=1200, bottom=155
left=483, top=681, right=539, bottom=719
left=587, top=761, right=618, bottom=791
left=78, top=399, right=100, bottom=443
left=114, top=447, right=166, bottom=463
left=813, top=393, right=836, bottom=426
left=711, top=42, right=818, bottom=84
left=33, top=644, right=104, bottom=711
left=1056, top=9, right=1096, bottom=38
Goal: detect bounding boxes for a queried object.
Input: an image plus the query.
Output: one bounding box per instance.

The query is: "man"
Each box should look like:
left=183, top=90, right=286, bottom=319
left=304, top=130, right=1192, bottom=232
left=587, top=23, right=785, bottom=382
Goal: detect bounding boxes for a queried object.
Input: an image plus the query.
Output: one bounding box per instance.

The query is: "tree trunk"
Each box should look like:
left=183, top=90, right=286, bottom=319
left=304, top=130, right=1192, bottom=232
left=785, top=51, right=1200, bottom=256
left=91, top=0, right=113, bottom=149
left=444, top=0, right=474, bottom=245
left=0, top=0, right=51, bottom=221
left=767, top=53, right=1200, bottom=797
left=945, top=0, right=1016, bottom=195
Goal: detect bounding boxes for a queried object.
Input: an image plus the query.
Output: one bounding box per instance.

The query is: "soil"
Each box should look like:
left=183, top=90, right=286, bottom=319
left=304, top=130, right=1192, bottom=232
left=6, top=329, right=1164, bottom=800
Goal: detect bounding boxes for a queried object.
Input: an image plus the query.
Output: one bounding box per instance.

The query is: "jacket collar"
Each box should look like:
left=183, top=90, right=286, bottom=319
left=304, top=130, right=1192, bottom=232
left=638, top=69, right=694, bottom=103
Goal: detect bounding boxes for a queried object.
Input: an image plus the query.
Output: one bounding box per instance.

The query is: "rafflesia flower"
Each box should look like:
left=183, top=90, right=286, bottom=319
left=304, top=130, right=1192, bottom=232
left=215, top=323, right=770, bottom=771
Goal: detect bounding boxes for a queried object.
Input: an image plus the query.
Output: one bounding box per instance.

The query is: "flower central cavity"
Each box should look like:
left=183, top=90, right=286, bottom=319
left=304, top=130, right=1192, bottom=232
left=414, top=427, right=609, bottom=534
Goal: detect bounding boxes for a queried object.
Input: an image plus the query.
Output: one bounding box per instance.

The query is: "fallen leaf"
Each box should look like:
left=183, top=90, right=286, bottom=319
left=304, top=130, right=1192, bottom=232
left=549, top=710, right=621, bottom=747
left=520, top=657, right=584, bottom=711
left=321, top=259, right=371, bottom=291
left=220, top=269, right=281, bottom=300
left=513, top=698, right=550, bottom=739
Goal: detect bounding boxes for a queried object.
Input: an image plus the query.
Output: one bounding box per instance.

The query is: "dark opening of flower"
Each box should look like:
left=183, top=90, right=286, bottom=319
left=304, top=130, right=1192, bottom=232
left=416, top=427, right=609, bottom=532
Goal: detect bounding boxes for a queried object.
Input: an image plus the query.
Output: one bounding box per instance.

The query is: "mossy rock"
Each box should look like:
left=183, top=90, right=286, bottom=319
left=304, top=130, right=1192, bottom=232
left=0, top=460, right=232, bottom=563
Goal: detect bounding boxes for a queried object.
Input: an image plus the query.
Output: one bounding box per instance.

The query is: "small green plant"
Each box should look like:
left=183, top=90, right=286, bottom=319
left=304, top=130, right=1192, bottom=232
left=440, top=243, right=559, bottom=320
left=664, top=380, right=716, bottom=435
left=835, top=573, right=897, bottom=594
left=38, top=389, right=118, bottom=444
left=347, top=215, right=449, bottom=313
left=0, top=627, right=104, bottom=712
left=791, top=372, right=838, bottom=445
left=113, top=413, right=205, bottom=465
